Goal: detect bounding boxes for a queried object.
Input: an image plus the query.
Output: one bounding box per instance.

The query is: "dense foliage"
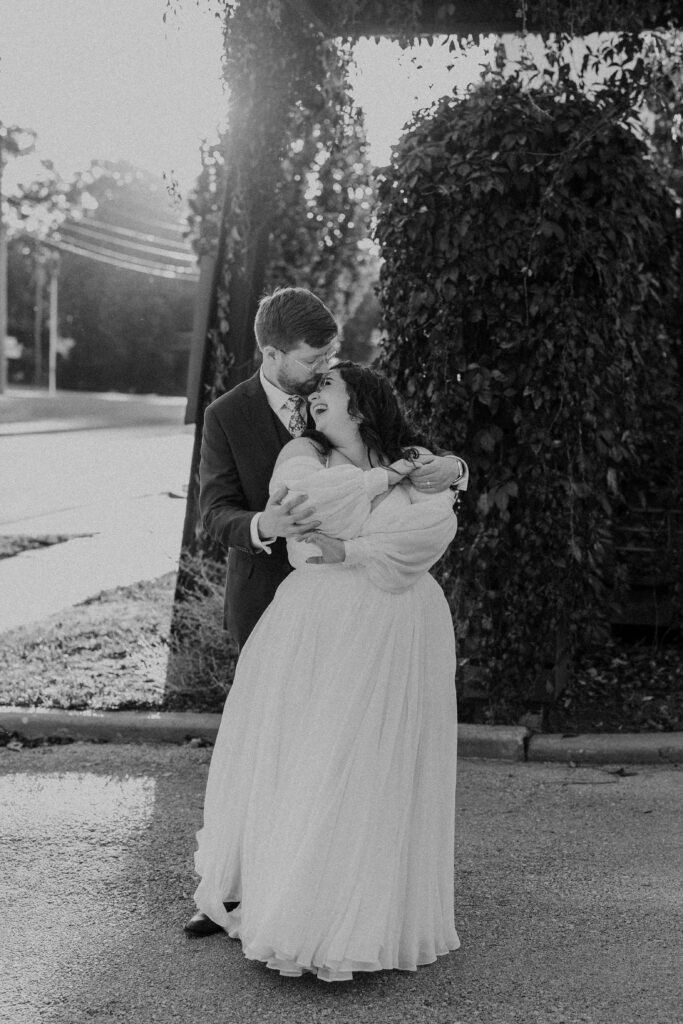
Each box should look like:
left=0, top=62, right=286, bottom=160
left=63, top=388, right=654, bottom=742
left=641, top=29, right=683, bottom=204
left=58, top=163, right=194, bottom=393
left=375, top=72, right=682, bottom=716
left=8, top=161, right=195, bottom=393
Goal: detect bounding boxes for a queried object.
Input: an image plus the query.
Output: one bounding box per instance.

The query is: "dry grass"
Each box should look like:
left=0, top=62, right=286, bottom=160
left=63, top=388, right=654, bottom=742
left=0, top=559, right=238, bottom=713
left=0, top=575, right=175, bottom=710
left=165, top=554, right=238, bottom=711
left=0, top=534, right=88, bottom=560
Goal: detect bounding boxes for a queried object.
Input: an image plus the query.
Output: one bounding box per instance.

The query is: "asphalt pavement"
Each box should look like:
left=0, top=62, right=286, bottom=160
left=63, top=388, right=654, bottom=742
left=1, top=742, right=681, bottom=1024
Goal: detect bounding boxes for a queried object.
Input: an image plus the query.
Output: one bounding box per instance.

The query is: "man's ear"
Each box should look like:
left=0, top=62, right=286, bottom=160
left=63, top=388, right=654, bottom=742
left=261, top=345, right=278, bottom=362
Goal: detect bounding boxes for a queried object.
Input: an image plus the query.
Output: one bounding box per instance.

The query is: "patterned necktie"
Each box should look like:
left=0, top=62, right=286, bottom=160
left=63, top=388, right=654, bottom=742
left=285, top=395, right=306, bottom=437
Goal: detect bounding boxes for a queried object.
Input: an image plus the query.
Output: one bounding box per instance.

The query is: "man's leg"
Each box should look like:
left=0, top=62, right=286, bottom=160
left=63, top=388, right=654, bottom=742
left=225, top=555, right=291, bottom=651
left=185, top=556, right=290, bottom=936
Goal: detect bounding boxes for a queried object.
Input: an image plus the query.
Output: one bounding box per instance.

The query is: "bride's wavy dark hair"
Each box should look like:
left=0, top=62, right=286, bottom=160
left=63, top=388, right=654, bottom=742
left=303, top=360, right=430, bottom=464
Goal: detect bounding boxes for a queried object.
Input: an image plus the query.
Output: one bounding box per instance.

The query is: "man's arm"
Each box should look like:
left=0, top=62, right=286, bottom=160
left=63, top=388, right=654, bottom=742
left=199, top=404, right=255, bottom=552
left=199, top=407, right=320, bottom=553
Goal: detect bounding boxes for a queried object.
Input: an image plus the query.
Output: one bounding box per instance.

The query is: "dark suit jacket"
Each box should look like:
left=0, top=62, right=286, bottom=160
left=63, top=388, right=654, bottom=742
left=199, top=370, right=296, bottom=646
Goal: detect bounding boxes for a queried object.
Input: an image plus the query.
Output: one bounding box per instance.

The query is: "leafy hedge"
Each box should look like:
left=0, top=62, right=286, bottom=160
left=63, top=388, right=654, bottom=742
left=375, top=75, right=682, bottom=717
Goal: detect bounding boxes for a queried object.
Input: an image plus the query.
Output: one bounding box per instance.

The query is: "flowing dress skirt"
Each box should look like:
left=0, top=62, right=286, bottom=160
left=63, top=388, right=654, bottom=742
left=193, top=561, right=459, bottom=981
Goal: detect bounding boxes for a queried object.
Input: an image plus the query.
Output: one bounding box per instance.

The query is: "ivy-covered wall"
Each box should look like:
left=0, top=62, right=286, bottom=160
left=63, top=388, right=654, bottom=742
left=374, top=69, right=682, bottom=715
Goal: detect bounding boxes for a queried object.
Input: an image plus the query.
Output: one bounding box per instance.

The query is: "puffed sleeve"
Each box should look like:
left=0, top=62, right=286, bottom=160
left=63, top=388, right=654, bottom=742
left=269, top=456, right=389, bottom=540
left=343, top=487, right=457, bottom=592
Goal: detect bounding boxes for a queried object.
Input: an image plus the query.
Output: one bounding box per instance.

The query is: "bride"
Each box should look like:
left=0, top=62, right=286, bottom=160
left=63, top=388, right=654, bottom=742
left=191, top=362, right=461, bottom=982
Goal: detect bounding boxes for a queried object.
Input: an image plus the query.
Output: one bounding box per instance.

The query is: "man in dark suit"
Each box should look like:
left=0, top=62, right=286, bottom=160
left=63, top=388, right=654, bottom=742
left=198, top=287, right=337, bottom=651
left=185, top=286, right=467, bottom=936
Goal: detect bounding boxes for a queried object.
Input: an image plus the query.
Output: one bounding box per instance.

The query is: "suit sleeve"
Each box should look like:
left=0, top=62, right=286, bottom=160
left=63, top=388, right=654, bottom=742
left=198, top=403, right=257, bottom=553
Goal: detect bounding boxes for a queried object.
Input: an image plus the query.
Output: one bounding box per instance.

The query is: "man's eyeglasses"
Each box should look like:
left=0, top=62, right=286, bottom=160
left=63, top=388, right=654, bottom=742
left=276, top=346, right=340, bottom=371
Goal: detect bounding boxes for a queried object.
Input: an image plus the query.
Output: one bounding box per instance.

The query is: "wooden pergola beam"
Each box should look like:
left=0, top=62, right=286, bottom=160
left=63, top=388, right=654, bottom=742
left=329, top=0, right=519, bottom=37
left=295, top=0, right=681, bottom=38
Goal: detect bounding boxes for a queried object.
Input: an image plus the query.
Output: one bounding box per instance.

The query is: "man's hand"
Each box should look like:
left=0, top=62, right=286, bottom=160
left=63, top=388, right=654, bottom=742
left=303, top=532, right=346, bottom=564
left=409, top=454, right=465, bottom=493
left=386, top=457, right=418, bottom=487
left=258, top=486, right=321, bottom=539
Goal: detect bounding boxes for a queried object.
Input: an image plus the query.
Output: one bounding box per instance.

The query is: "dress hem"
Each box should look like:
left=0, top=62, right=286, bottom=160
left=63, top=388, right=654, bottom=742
left=242, top=942, right=461, bottom=982
left=228, top=913, right=461, bottom=982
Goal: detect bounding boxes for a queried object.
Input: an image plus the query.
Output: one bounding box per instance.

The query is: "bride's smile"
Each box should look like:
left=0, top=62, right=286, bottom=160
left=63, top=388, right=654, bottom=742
left=308, top=370, right=353, bottom=429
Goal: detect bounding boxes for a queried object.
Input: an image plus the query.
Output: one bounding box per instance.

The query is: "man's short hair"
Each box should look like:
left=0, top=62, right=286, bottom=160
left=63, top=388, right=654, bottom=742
left=254, top=287, right=337, bottom=353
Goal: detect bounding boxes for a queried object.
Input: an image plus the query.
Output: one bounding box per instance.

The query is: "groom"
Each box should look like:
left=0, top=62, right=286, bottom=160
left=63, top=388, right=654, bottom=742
left=185, top=286, right=466, bottom=936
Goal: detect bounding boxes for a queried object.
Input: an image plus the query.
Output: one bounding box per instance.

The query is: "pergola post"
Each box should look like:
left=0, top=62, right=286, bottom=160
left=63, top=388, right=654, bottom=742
left=174, top=0, right=329, bottom=622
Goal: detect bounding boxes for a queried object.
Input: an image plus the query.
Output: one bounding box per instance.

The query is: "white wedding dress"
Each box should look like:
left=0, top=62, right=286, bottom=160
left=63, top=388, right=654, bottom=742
left=193, top=456, right=460, bottom=981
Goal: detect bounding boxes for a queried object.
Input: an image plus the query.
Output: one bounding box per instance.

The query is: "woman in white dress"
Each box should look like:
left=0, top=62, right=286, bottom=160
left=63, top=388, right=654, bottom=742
left=192, top=362, right=460, bottom=982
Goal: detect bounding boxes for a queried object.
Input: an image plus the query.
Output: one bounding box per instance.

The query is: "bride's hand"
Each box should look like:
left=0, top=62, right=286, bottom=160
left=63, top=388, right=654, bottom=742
left=303, top=532, right=346, bottom=564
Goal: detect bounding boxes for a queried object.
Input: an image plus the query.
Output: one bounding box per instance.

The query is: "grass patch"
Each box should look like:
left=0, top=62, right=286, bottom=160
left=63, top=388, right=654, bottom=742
left=0, top=558, right=238, bottom=713
left=165, top=554, right=238, bottom=712
left=0, top=534, right=89, bottom=560
left=0, top=575, right=175, bottom=710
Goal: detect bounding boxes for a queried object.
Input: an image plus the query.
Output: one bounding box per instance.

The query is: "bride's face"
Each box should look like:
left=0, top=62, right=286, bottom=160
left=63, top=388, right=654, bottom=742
left=308, top=370, right=357, bottom=437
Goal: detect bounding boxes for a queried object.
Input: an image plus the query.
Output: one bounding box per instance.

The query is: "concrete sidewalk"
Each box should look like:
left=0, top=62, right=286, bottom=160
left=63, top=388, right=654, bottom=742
left=0, top=391, right=193, bottom=630
left=0, top=491, right=186, bottom=631
left=1, top=743, right=681, bottom=1024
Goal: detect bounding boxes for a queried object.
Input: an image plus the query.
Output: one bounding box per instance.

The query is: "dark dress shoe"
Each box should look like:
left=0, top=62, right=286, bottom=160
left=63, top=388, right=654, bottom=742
left=184, top=903, right=240, bottom=937
left=184, top=911, right=223, bottom=937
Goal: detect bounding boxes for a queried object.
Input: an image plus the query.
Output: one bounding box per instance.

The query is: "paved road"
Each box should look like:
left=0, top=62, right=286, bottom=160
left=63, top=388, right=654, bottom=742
left=0, top=387, right=189, bottom=434
left=0, top=389, right=194, bottom=631
left=1, top=745, right=681, bottom=1024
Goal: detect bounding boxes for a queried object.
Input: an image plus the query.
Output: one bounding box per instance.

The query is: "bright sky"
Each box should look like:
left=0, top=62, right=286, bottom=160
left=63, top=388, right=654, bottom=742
left=0, top=0, right=511, bottom=207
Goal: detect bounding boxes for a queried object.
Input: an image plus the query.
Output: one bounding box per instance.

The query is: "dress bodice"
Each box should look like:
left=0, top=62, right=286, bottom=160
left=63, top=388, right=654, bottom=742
left=269, top=456, right=390, bottom=568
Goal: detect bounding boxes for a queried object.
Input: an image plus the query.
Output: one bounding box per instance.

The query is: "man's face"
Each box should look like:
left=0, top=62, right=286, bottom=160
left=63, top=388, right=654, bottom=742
left=265, top=339, right=339, bottom=395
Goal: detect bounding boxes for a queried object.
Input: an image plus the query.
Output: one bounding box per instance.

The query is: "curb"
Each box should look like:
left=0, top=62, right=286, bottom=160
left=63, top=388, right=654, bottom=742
left=1, top=708, right=681, bottom=764
left=458, top=723, right=528, bottom=761
left=527, top=731, right=683, bottom=765
left=0, top=708, right=219, bottom=746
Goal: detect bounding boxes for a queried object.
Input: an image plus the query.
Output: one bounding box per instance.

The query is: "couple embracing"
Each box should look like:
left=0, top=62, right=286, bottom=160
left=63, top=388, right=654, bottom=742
left=186, top=286, right=468, bottom=982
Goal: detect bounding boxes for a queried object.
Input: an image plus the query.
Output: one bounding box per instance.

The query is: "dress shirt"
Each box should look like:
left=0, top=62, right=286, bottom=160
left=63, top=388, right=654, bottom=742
left=259, top=368, right=305, bottom=432
left=446, top=455, right=468, bottom=491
